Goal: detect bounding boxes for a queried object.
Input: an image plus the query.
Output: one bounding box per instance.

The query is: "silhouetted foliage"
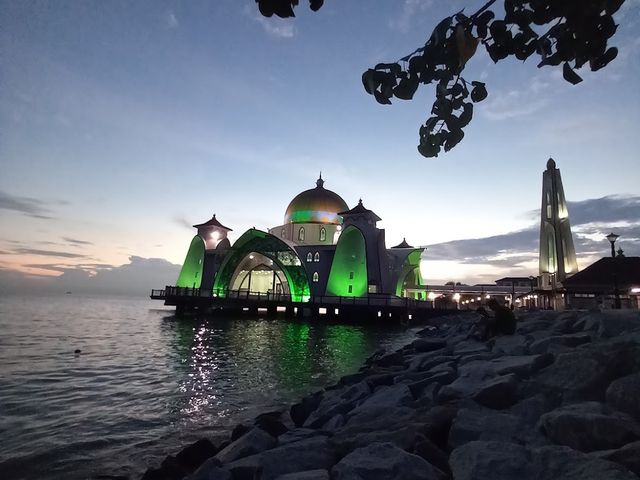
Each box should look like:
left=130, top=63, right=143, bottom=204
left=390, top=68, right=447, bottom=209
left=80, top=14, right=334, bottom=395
left=256, top=0, right=625, bottom=157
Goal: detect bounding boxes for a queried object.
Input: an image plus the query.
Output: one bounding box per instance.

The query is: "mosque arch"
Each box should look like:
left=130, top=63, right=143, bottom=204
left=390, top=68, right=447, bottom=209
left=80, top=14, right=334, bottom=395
left=326, top=225, right=367, bottom=297
left=319, top=227, right=326, bottom=242
left=213, top=229, right=310, bottom=302
left=176, top=235, right=205, bottom=288
left=298, top=227, right=305, bottom=242
left=394, top=250, right=423, bottom=298
left=306, top=252, right=313, bottom=262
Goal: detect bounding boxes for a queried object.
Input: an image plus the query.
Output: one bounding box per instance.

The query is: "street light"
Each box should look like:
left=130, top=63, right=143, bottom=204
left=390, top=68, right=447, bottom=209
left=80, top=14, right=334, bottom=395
left=606, top=232, right=621, bottom=309
left=606, top=233, right=619, bottom=258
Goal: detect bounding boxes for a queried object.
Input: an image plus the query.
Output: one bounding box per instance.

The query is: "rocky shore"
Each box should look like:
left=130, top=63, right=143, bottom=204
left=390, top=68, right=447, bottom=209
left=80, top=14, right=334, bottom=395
left=140, top=309, right=640, bottom=480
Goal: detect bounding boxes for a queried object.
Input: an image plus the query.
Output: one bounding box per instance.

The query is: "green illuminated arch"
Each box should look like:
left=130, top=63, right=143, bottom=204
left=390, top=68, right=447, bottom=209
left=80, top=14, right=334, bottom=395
left=326, top=226, right=367, bottom=297
left=213, top=229, right=311, bottom=302
left=176, top=235, right=205, bottom=288
left=395, top=249, right=424, bottom=298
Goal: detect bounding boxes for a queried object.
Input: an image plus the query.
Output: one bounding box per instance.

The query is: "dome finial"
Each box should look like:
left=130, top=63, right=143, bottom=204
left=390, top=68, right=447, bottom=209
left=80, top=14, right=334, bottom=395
left=316, top=172, right=324, bottom=188
left=546, top=158, right=556, bottom=170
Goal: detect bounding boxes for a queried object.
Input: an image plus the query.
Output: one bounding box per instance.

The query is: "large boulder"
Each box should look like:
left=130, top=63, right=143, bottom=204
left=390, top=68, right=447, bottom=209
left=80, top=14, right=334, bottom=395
left=273, top=470, right=330, bottom=480
left=215, top=427, right=276, bottom=464
left=331, top=442, right=440, bottom=480
left=596, top=441, right=640, bottom=477
left=491, top=335, right=530, bottom=356
left=472, top=374, right=519, bottom=409
left=353, top=383, right=414, bottom=410
left=448, top=408, right=522, bottom=449
left=606, top=372, right=640, bottom=421
left=529, top=333, right=591, bottom=354
left=188, top=458, right=231, bottom=480
left=176, top=438, right=218, bottom=472
left=303, top=380, right=370, bottom=428
left=225, top=436, right=336, bottom=480
left=290, top=391, right=323, bottom=427
left=539, top=402, right=640, bottom=452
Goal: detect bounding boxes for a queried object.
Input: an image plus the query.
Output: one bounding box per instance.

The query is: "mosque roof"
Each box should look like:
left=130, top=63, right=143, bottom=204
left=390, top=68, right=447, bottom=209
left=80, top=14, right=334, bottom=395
left=284, top=175, right=348, bottom=225
left=338, top=199, right=382, bottom=221
left=193, top=214, right=232, bottom=231
left=392, top=238, right=414, bottom=249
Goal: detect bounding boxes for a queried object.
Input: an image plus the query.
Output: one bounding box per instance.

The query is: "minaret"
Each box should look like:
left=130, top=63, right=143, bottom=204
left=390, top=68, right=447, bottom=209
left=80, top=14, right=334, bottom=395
left=539, top=158, right=578, bottom=286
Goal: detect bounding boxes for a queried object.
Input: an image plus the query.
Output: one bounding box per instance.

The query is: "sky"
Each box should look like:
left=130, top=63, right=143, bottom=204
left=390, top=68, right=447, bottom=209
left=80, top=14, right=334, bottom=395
left=1, top=0, right=639, bottom=294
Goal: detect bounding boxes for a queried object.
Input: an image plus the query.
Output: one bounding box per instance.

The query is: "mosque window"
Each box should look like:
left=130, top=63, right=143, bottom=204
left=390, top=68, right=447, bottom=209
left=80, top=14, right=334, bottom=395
left=307, top=252, right=313, bottom=262
left=314, top=252, right=320, bottom=262
left=298, top=227, right=305, bottom=241
left=319, top=227, right=326, bottom=242
left=313, top=272, right=319, bottom=282
left=349, top=271, right=354, bottom=279
left=348, top=285, right=353, bottom=294
left=281, top=229, right=285, bottom=238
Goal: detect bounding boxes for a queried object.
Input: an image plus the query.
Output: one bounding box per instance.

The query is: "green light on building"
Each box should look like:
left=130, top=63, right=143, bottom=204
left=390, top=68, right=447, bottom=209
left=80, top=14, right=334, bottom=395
left=326, top=226, right=367, bottom=297
left=176, top=235, right=205, bottom=288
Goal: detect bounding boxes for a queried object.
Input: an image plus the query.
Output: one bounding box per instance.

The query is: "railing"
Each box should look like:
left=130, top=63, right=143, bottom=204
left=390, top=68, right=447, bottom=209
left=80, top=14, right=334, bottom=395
left=152, top=286, right=434, bottom=308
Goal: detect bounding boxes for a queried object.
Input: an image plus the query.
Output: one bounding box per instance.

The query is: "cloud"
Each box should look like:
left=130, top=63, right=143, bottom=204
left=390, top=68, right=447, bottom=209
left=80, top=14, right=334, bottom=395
left=246, top=6, right=296, bottom=38
left=424, top=194, right=640, bottom=283
left=388, top=0, right=434, bottom=33
left=165, top=10, right=179, bottom=29
left=172, top=214, right=194, bottom=230
left=11, top=248, right=86, bottom=258
left=481, top=89, right=549, bottom=121
left=0, top=190, right=54, bottom=219
left=62, top=237, right=93, bottom=245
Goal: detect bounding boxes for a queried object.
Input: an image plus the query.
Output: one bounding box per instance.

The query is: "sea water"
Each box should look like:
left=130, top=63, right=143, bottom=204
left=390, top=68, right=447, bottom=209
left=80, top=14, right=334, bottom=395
left=0, top=294, right=416, bottom=479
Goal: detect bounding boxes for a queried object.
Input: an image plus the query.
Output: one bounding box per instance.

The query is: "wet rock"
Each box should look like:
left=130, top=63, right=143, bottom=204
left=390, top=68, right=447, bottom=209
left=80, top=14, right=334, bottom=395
left=365, top=372, right=396, bottom=389
left=338, top=371, right=367, bottom=386
left=488, top=354, right=554, bottom=379
left=453, top=340, right=489, bottom=356
left=303, top=381, right=370, bottom=429
left=231, top=424, right=250, bottom=442
left=290, top=392, right=323, bottom=428
left=539, top=402, right=640, bottom=452
left=278, top=428, right=330, bottom=445
left=331, top=442, right=440, bottom=480
left=176, top=438, right=218, bottom=472
left=408, top=368, right=456, bottom=399
left=491, top=335, right=529, bottom=356
left=408, top=354, right=457, bottom=372
left=412, top=434, right=450, bottom=475
left=255, top=412, right=288, bottom=438
left=215, top=428, right=276, bottom=464
left=273, top=470, right=329, bottom=480
left=374, top=351, right=404, bottom=368
left=606, top=372, right=640, bottom=421
left=356, top=383, right=414, bottom=409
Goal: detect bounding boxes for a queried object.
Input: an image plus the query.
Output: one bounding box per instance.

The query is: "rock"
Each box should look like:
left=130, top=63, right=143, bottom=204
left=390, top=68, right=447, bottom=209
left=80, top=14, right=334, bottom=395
left=176, top=438, right=218, bottom=472
left=225, top=436, right=336, bottom=480
left=255, top=412, right=288, bottom=438
left=534, top=343, right=640, bottom=401
left=457, top=352, right=498, bottom=366
left=278, top=428, right=330, bottom=445
left=449, top=441, right=529, bottom=480
left=453, top=340, right=489, bottom=356
left=448, top=408, right=522, bottom=449
left=338, top=372, right=367, bottom=386
left=321, top=414, right=345, bottom=431
left=356, top=383, right=414, bottom=409
left=231, top=424, right=250, bottom=442
left=491, top=335, right=529, bottom=356
left=304, top=380, right=371, bottom=428
left=450, top=441, right=639, bottom=480
left=532, top=444, right=639, bottom=480
left=606, top=372, right=640, bottom=421
left=413, top=338, right=447, bottom=353
left=596, top=440, right=640, bottom=477
left=331, top=442, right=440, bottom=480
left=374, top=351, right=405, bottom=368
left=595, top=311, right=640, bottom=338
left=408, top=353, right=457, bottom=372
left=516, top=318, right=553, bottom=335
left=529, top=333, right=591, bottom=354
left=215, top=427, right=277, bottom=464
left=539, top=402, right=640, bottom=452
left=472, top=373, right=519, bottom=409
left=273, top=470, right=329, bottom=480
left=188, top=458, right=231, bottom=480
left=413, top=435, right=451, bottom=475
left=290, top=392, right=323, bottom=427
left=488, top=354, right=554, bottom=379
left=365, top=372, right=396, bottom=389
left=407, top=368, right=456, bottom=399
left=420, top=405, right=459, bottom=449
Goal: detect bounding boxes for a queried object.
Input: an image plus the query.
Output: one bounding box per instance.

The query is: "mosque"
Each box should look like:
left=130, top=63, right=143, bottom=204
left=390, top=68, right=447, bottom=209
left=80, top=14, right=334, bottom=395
left=174, top=175, right=425, bottom=303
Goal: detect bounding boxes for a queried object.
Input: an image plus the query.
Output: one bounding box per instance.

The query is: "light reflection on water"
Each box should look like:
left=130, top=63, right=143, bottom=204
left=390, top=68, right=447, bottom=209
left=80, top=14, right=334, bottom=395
left=0, top=295, right=416, bottom=480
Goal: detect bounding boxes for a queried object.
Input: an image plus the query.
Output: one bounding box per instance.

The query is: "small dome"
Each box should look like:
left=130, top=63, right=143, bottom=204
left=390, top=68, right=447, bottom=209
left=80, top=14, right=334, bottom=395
left=284, top=175, right=348, bottom=225
left=546, top=158, right=556, bottom=170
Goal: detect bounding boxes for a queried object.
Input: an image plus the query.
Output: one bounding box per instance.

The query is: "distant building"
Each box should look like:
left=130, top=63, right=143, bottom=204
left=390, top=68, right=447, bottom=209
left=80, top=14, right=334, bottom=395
left=539, top=158, right=578, bottom=288
left=495, top=277, right=536, bottom=288
left=174, top=175, right=425, bottom=301
left=563, top=257, right=640, bottom=310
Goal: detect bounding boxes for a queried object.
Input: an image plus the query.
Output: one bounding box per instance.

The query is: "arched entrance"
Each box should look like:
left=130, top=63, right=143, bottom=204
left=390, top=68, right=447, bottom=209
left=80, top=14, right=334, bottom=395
left=229, top=252, right=290, bottom=296
left=213, top=229, right=311, bottom=302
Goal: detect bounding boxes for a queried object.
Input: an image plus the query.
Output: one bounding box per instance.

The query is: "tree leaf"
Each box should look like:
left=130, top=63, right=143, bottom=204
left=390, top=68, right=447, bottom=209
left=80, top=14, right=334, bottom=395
left=394, top=77, right=419, bottom=100
left=562, top=62, right=583, bottom=84
left=470, top=82, right=488, bottom=102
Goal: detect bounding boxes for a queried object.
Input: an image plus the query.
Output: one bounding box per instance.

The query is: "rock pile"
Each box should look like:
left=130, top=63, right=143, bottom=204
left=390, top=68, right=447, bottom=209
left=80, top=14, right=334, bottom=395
left=141, top=309, right=640, bottom=480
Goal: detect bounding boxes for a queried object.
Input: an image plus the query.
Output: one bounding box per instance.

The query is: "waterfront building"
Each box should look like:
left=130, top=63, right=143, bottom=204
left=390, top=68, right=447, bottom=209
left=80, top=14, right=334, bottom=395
left=174, top=175, right=424, bottom=302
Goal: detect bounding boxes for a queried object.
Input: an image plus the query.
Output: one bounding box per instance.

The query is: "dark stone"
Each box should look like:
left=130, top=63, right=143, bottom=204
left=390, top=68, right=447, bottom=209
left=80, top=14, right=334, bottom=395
left=606, top=372, right=640, bottom=421
left=231, top=424, right=251, bottom=442
left=472, top=374, right=519, bottom=410
left=413, top=338, right=447, bottom=353
left=408, top=369, right=456, bottom=399
left=188, top=458, right=232, bottom=480
left=176, top=438, right=218, bottom=472
left=449, top=441, right=529, bottom=480
left=331, top=442, right=440, bottom=480
left=448, top=408, right=522, bottom=449
left=365, top=373, right=396, bottom=389
left=529, top=334, right=592, bottom=354
left=273, top=470, right=329, bottom=480
left=413, top=434, right=451, bottom=475
left=338, top=372, right=367, bottom=386
left=255, top=414, right=288, bottom=438
left=290, top=391, right=323, bottom=427
left=374, top=351, right=405, bottom=368
left=597, top=441, right=640, bottom=477
left=216, top=428, right=277, bottom=464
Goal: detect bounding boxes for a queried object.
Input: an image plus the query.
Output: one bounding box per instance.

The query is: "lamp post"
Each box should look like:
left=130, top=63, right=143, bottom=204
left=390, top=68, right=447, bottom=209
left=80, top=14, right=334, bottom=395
left=528, top=275, right=536, bottom=308
left=606, top=232, right=619, bottom=258
left=606, top=233, right=621, bottom=309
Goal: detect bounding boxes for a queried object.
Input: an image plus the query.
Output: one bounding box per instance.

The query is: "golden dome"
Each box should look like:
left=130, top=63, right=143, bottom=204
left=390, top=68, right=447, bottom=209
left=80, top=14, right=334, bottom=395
left=284, top=176, right=348, bottom=225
